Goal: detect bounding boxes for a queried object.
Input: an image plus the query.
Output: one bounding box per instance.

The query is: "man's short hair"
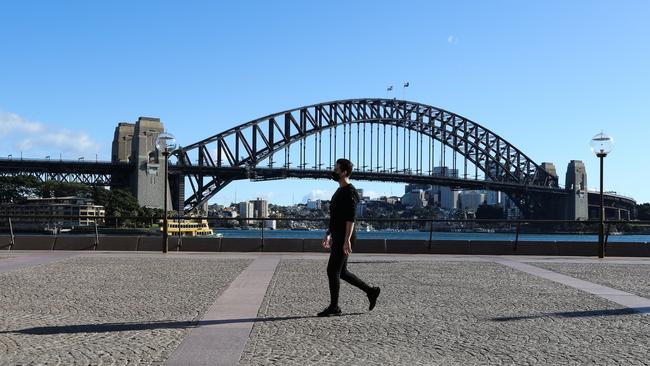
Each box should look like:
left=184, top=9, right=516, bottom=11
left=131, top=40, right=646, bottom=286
left=336, top=158, right=353, bottom=177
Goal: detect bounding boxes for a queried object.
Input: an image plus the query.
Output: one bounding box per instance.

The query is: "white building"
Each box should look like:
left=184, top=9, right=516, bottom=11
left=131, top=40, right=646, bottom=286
left=239, top=201, right=255, bottom=224
left=379, top=196, right=400, bottom=205
left=306, top=199, right=322, bottom=210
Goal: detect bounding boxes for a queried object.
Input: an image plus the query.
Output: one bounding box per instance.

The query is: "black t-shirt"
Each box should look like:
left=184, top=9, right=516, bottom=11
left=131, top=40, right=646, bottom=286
left=328, top=183, right=360, bottom=239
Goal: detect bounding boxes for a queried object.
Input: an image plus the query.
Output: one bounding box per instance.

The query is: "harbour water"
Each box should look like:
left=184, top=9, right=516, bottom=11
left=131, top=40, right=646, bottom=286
left=216, top=229, right=650, bottom=243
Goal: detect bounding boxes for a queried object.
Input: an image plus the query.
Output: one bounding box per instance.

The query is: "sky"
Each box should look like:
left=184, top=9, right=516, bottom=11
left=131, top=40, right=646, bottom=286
left=0, top=0, right=648, bottom=205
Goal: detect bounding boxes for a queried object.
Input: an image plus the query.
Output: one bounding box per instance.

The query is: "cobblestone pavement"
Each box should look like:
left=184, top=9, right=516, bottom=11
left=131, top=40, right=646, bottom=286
left=535, top=262, right=650, bottom=300
left=239, top=259, right=650, bottom=365
left=0, top=256, right=251, bottom=366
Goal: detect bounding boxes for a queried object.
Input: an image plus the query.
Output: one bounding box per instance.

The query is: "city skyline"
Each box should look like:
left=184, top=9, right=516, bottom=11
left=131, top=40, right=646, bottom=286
left=1, top=1, right=648, bottom=204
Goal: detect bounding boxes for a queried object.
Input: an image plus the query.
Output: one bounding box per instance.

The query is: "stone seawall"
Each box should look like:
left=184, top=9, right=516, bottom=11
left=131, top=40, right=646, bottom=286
left=1, top=235, right=648, bottom=256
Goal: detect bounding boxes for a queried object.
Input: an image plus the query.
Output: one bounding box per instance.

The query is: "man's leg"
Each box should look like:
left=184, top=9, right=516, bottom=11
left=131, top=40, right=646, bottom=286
left=326, top=247, right=345, bottom=308
left=340, top=255, right=372, bottom=294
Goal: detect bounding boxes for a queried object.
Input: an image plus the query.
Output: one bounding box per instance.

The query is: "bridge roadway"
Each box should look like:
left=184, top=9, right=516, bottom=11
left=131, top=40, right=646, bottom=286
left=0, top=158, right=636, bottom=219
left=172, top=166, right=566, bottom=195
left=0, top=158, right=131, bottom=187
left=0, top=158, right=565, bottom=194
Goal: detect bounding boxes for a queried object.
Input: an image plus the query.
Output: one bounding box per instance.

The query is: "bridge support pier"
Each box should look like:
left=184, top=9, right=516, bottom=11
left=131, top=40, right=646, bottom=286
left=112, top=117, right=171, bottom=210
left=565, top=160, right=589, bottom=220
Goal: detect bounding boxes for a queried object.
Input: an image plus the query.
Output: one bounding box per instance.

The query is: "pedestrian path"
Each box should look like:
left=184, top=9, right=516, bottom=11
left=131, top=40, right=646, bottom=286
left=0, top=252, right=649, bottom=365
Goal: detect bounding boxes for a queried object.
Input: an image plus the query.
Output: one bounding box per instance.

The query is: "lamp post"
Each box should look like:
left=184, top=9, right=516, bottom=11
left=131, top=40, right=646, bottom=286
left=590, top=132, right=614, bottom=258
left=156, top=131, right=177, bottom=253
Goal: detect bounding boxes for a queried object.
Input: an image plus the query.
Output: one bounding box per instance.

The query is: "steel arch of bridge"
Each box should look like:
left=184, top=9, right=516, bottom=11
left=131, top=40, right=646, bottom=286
left=174, top=99, right=558, bottom=211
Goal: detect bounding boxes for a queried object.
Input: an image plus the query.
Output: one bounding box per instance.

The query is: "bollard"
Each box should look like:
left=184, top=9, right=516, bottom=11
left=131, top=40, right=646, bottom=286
left=94, top=220, right=99, bottom=250
left=9, top=217, right=15, bottom=250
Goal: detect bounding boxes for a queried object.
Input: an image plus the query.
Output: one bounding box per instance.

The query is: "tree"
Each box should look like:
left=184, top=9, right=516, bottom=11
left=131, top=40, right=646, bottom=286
left=0, top=176, right=40, bottom=203
left=637, top=203, right=650, bottom=220
left=1, top=177, right=166, bottom=228
left=476, top=203, right=506, bottom=220
left=99, top=189, right=140, bottom=218
left=39, top=181, right=91, bottom=198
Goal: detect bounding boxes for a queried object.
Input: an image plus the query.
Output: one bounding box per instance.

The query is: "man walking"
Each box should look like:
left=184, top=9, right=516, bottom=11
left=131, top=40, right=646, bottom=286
left=318, top=158, right=381, bottom=317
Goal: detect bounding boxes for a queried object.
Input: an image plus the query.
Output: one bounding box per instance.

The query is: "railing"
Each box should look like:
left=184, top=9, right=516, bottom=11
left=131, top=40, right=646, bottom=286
left=1, top=214, right=649, bottom=251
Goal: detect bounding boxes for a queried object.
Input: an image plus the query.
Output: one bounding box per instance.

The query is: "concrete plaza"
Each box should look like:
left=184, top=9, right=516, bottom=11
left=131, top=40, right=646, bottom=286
left=0, top=251, right=649, bottom=365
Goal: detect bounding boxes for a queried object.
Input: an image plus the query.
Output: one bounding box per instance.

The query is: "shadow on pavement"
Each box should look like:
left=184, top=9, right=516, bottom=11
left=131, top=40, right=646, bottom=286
left=1, top=312, right=366, bottom=335
left=491, top=307, right=650, bottom=321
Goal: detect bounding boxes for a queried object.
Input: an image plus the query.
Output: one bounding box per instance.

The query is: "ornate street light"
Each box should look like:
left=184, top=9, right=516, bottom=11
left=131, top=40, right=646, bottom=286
left=590, top=132, right=614, bottom=258
left=156, top=131, right=177, bottom=253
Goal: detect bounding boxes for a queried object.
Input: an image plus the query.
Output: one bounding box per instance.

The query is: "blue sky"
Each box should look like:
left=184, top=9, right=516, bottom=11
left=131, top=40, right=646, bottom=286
left=1, top=0, right=648, bottom=205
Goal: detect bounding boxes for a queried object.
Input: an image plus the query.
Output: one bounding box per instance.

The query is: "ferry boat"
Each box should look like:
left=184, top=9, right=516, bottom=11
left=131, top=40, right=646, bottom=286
left=161, top=219, right=223, bottom=237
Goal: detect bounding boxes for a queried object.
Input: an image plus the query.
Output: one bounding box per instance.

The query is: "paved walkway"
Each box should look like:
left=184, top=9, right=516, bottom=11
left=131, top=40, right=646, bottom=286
left=0, top=252, right=649, bottom=365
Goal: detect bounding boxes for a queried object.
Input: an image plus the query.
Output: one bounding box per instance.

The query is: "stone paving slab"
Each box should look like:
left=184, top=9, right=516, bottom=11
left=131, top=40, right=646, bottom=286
left=239, top=259, right=650, bottom=365
left=490, top=257, right=650, bottom=316
left=535, top=262, right=650, bottom=301
left=0, top=256, right=251, bottom=366
left=165, top=256, right=280, bottom=366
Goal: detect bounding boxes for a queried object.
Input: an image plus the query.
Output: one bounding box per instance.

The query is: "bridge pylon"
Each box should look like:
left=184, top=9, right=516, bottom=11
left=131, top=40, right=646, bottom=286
left=111, top=117, right=177, bottom=211
left=565, top=160, right=589, bottom=220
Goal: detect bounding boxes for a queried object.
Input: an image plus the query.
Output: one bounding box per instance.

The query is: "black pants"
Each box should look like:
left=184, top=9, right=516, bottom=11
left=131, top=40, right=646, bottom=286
left=327, top=234, right=372, bottom=307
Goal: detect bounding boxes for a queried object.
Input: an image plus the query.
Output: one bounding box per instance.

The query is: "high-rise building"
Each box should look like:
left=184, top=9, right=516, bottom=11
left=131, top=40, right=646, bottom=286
left=458, top=191, right=486, bottom=211
left=485, top=191, right=502, bottom=205
left=239, top=201, right=255, bottom=225
left=405, top=184, right=433, bottom=194
left=425, top=166, right=461, bottom=209
left=252, top=198, right=269, bottom=218
left=401, top=189, right=428, bottom=208
left=306, top=200, right=322, bottom=210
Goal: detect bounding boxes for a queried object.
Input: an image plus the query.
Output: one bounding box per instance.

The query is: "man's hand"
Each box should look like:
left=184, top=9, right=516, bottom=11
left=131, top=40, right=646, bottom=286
left=322, top=234, right=331, bottom=249
left=343, top=238, right=352, bottom=255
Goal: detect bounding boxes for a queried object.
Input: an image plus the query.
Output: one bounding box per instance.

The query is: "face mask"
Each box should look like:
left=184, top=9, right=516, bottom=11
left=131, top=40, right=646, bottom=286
left=331, top=171, right=340, bottom=181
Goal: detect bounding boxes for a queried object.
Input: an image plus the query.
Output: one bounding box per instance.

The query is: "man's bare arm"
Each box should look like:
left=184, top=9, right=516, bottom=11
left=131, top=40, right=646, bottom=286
left=345, top=221, right=354, bottom=241
left=342, top=221, right=354, bottom=254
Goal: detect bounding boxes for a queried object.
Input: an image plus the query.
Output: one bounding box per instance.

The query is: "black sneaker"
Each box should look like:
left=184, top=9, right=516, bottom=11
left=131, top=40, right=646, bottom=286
left=317, top=306, right=342, bottom=317
left=367, top=287, right=381, bottom=311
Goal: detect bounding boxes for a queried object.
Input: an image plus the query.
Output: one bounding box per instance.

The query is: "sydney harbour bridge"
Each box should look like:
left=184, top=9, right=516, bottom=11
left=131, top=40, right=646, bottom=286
left=0, top=99, right=636, bottom=220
